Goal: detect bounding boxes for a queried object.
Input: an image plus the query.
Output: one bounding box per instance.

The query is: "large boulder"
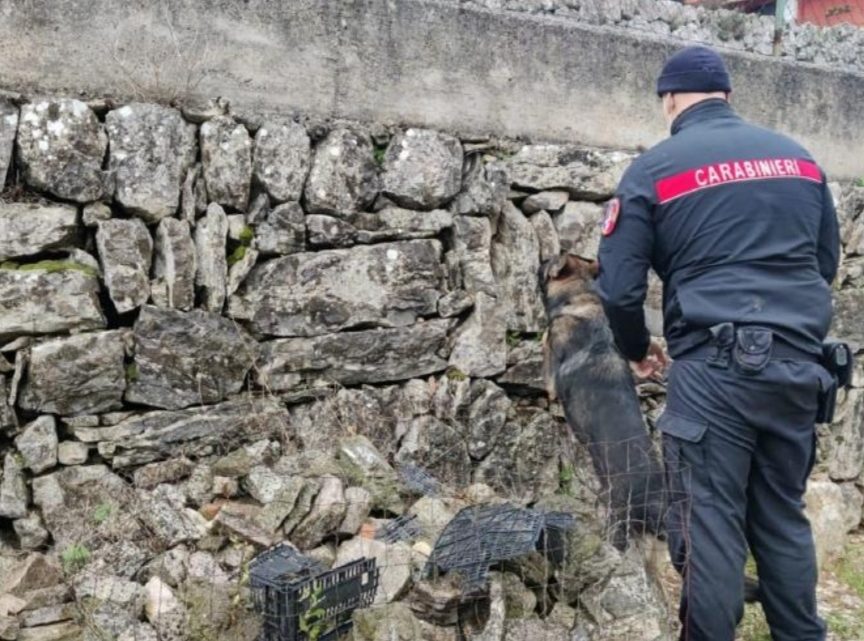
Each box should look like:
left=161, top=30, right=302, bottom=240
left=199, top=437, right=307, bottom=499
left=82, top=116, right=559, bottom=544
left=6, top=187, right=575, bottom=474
left=253, top=120, right=311, bottom=203
left=257, top=321, right=450, bottom=392
left=0, top=266, right=105, bottom=338
left=304, top=128, right=379, bottom=217
left=125, top=305, right=257, bottom=410
left=229, top=240, right=445, bottom=337
left=0, top=98, right=16, bottom=186
left=16, top=99, right=108, bottom=202
left=105, top=103, right=197, bottom=222
left=151, top=218, right=196, bottom=311
left=382, top=129, right=463, bottom=209
left=19, top=331, right=127, bottom=416
left=491, top=203, right=545, bottom=332
left=200, top=116, right=252, bottom=210
left=0, top=203, right=78, bottom=261
left=194, top=203, right=228, bottom=313
left=72, top=397, right=289, bottom=468
left=96, top=219, right=153, bottom=313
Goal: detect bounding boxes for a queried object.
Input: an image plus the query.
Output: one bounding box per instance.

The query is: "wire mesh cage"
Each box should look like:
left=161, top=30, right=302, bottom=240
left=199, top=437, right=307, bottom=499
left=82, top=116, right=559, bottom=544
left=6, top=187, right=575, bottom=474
left=249, top=543, right=379, bottom=641
left=424, top=504, right=575, bottom=591
left=375, top=514, right=423, bottom=544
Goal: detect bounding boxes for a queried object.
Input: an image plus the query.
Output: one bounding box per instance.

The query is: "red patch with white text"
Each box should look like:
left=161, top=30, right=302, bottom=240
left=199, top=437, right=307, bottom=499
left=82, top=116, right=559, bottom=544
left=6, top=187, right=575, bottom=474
left=601, top=198, right=620, bottom=236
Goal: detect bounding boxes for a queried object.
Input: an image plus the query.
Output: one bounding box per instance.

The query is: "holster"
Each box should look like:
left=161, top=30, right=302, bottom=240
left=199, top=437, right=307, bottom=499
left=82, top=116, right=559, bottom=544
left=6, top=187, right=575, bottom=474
left=816, top=339, right=854, bottom=424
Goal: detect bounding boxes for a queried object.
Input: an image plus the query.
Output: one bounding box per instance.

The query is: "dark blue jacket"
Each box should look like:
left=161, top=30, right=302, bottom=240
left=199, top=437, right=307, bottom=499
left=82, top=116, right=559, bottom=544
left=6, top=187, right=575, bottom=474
left=597, top=99, right=840, bottom=361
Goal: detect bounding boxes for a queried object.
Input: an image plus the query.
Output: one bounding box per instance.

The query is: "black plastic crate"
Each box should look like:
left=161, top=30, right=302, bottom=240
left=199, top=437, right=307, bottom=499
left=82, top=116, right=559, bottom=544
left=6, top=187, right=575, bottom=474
left=249, top=544, right=379, bottom=641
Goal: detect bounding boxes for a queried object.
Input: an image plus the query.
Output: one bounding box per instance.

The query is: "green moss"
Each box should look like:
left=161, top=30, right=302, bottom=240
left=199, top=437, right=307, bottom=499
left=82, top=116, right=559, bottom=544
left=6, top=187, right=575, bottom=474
left=557, top=464, right=575, bottom=496
left=445, top=368, right=467, bottom=381
left=238, top=226, right=255, bottom=246
left=0, top=260, right=98, bottom=278
left=373, top=145, right=387, bottom=166
left=227, top=245, right=247, bottom=267
left=125, top=363, right=139, bottom=383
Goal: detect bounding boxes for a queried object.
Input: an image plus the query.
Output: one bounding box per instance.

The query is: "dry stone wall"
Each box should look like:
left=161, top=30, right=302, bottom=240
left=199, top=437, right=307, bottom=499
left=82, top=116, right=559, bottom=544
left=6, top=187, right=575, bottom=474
left=0, top=91, right=861, bottom=641
left=454, top=0, right=864, bottom=72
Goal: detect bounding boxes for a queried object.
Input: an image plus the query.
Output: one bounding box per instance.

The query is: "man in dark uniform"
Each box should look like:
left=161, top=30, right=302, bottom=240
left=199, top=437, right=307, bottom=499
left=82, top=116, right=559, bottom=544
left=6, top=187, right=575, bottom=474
left=596, top=46, right=840, bottom=641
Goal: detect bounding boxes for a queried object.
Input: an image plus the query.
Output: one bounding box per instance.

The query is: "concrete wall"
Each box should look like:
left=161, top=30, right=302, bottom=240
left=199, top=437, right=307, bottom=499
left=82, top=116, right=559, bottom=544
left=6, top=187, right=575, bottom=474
left=0, top=0, right=862, bottom=177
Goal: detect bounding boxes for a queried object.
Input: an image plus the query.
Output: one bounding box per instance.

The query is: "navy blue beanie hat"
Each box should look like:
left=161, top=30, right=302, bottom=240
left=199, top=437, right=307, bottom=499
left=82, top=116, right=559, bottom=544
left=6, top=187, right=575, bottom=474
left=656, top=46, right=732, bottom=97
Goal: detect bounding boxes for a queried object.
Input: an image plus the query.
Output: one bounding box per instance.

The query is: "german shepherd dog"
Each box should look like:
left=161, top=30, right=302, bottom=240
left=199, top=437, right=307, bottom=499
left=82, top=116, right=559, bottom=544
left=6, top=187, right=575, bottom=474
left=540, top=252, right=666, bottom=548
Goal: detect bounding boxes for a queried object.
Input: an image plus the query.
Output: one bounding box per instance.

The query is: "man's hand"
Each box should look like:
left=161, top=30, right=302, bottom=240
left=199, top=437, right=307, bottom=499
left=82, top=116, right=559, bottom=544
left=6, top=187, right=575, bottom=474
left=630, top=339, right=669, bottom=380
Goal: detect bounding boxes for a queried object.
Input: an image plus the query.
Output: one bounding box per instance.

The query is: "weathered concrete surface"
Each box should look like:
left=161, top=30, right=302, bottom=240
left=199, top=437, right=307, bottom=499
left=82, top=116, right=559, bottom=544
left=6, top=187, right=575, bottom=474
left=0, top=0, right=860, bottom=177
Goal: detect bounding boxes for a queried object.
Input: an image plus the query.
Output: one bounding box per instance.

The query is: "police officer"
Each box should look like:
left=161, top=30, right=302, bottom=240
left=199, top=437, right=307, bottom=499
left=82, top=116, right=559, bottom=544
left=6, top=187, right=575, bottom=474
left=596, top=46, right=840, bottom=641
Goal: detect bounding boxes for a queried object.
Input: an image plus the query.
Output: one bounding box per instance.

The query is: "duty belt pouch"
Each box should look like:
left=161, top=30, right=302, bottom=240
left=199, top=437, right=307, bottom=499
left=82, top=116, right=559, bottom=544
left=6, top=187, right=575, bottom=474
left=732, top=327, right=772, bottom=375
left=816, top=379, right=837, bottom=424
left=817, top=339, right=854, bottom=424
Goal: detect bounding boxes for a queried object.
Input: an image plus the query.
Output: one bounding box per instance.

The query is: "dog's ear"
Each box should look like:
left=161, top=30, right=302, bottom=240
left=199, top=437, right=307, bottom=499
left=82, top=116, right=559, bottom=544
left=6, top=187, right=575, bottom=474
left=539, top=254, right=570, bottom=284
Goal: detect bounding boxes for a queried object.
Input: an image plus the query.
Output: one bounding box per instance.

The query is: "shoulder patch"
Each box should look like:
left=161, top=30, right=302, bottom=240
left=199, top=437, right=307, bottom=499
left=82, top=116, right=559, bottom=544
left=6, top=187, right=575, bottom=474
left=601, top=197, right=620, bottom=237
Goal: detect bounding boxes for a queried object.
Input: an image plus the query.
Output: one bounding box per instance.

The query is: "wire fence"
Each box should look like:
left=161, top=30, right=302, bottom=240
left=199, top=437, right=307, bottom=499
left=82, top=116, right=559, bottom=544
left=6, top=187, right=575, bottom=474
left=40, top=398, right=698, bottom=641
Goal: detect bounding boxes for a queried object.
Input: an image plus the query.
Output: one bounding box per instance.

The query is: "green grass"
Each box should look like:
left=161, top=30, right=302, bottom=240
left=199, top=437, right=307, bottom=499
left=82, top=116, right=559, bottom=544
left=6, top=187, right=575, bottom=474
left=61, top=544, right=91, bottom=573
left=836, top=542, right=864, bottom=599
left=827, top=611, right=864, bottom=639
left=738, top=604, right=772, bottom=641
left=92, top=503, right=112, bottom=524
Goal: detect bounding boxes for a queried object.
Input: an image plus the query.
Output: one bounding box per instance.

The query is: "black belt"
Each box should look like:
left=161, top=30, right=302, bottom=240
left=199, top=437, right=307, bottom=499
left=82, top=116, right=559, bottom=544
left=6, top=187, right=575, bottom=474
left=676, top=337, right=819, bottom=363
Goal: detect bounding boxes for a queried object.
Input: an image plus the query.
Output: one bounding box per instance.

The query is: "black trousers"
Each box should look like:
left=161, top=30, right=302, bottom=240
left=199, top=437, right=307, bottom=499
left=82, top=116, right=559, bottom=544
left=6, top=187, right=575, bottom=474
left=660, top=358, right=831, bottom=641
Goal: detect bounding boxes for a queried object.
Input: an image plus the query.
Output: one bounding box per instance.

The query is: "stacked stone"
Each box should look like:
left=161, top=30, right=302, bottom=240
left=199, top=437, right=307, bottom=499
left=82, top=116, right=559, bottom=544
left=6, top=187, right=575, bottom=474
left=455, top=0, right=864, bottom=73
left=0, top=93, right=859, bottom=641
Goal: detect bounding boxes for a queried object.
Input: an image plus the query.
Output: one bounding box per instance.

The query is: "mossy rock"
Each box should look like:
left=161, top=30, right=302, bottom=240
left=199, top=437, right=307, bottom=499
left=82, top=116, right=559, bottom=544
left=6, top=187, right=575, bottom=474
left=0, top=259, right=98, bottom=278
